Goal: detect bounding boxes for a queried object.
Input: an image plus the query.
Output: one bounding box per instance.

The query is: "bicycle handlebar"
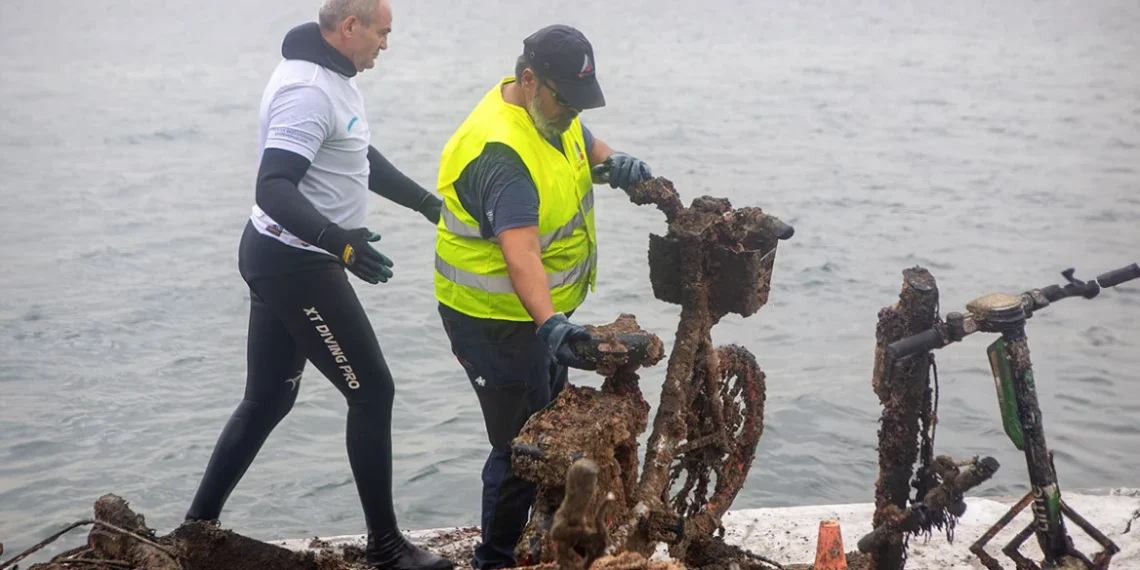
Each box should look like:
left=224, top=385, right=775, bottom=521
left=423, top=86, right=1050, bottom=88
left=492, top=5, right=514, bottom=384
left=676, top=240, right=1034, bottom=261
left=589, top=164, right=795, bottom=241
left=569, top=331, right=662, bottom=370
left=886, top=263, right=1139, bottom=359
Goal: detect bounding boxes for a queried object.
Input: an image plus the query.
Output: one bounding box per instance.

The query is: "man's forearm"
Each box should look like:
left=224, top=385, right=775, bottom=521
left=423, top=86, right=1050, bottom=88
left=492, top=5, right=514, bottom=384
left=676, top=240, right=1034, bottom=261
left=588, top=137, right=615, bottom=167
left=585, top=136, right=652, bottom=189
left=367, top=145, right=438, bottom=212
left=499, top=226, right=556, bottom=325
left=256, top=148, right=333, bottom=245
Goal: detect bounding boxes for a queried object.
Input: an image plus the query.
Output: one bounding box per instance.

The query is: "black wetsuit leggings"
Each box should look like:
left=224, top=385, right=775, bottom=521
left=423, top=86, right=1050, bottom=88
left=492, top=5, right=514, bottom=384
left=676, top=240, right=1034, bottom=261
left=186, top=222, right=397, bottom=536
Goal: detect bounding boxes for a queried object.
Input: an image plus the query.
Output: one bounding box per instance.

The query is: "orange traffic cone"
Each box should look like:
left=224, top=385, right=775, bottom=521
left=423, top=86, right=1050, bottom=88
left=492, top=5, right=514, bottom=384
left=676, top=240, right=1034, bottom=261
left=813, top=519, right=847, bottom=570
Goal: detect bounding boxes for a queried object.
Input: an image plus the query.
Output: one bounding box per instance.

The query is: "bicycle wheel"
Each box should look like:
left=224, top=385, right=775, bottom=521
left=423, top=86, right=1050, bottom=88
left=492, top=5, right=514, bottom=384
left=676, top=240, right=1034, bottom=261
left=668, top=343, right=767, bottom=527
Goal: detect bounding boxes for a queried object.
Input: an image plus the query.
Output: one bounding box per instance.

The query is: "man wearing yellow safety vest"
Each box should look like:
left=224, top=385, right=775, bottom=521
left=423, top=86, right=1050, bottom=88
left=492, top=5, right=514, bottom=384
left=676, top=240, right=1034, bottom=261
left=432, top=24, right=654, bottom=570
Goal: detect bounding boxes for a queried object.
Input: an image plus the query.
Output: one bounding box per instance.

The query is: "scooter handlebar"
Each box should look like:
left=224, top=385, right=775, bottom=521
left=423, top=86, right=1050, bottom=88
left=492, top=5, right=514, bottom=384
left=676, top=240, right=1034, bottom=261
left=1096, top=263, right=1140, bottom=288
left=886, top=262, right=1137, bottom=360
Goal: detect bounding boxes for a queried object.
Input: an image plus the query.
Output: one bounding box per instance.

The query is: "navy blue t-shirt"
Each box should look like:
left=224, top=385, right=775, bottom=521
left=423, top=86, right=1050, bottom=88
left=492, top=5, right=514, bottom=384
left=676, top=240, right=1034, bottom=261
left=453, top=125, right=595, bottom=239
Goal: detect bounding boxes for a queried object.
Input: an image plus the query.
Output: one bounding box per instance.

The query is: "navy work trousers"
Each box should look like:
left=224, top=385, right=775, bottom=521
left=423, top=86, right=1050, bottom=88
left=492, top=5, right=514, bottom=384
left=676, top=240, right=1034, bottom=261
left=437, top=303, right=569, bottom=570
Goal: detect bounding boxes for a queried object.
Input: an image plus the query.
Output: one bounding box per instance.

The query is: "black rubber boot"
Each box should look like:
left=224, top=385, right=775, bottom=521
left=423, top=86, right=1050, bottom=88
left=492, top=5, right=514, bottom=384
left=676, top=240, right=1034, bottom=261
left=366, top=531, right=455, bottom=570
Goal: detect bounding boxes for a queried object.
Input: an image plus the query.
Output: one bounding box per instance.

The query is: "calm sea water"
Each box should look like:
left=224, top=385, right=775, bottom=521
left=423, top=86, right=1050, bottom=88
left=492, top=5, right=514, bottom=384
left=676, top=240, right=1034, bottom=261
left=2, top=0, right=1138, bottom=564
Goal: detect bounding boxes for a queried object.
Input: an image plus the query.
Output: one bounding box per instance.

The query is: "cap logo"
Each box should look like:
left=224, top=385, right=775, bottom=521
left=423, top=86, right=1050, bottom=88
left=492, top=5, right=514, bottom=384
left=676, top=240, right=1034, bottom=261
left=578, top=54, right=593, bottom=77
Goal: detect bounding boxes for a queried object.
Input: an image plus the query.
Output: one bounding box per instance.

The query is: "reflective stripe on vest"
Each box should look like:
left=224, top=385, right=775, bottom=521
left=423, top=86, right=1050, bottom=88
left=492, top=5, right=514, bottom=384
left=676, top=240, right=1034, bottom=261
left=435, top=250, right=597, bottom=295
left=440, top=188, right=594, bottom=251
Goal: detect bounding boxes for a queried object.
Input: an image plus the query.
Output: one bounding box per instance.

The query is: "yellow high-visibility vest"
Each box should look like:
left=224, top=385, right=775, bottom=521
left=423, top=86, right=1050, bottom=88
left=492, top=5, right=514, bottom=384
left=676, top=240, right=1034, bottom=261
left=433, top=77, right=597, bottom=322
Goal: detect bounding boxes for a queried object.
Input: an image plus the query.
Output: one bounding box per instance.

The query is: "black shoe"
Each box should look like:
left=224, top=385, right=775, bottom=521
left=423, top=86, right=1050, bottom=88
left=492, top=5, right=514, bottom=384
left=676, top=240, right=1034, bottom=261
left=366, top=531, right=455, bottom=570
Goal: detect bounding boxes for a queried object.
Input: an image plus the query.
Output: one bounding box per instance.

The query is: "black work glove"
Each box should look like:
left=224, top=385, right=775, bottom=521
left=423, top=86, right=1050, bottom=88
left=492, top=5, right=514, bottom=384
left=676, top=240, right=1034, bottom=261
left=417, top=194, right=442, bottom=225
left=536, top=313, right=595, bottom=370
left=603, top=152, right=653, bottom=190
left=316, top=225, right=395, bottom=284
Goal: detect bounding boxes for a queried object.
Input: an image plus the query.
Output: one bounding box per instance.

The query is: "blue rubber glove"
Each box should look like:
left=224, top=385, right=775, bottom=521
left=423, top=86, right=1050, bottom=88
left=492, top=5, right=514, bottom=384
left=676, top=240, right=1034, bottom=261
left=604, top=152, right=653, bottom=190
left=536, top=313, right=594, bottom=369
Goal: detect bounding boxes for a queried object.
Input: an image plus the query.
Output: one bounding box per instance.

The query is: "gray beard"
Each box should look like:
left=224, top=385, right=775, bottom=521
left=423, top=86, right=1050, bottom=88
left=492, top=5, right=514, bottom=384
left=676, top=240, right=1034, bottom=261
left=527, top=96, right=567, bottom=139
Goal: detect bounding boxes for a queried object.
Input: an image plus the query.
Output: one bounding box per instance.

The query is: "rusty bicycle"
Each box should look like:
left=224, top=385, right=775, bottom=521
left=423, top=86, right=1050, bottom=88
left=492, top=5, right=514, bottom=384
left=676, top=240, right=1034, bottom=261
left=505, top=170, right=794, bottom=570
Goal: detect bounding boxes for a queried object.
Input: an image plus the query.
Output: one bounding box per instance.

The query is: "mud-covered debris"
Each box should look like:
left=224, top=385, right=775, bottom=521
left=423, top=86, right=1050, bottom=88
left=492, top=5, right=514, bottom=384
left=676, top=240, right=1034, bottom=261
left=513, top=384, right=648, bottom=504
left=869, top=267, right=940, bottom=570
left=782, top=550, right=871, bottom=570
left=18, top=494, right=373, bottom=570
left=511, top=381, right=650, bottom=565
left=87, top=494, right=180, bottom=570
left=499, top=551, right=684, bottom=570
left=166, top=520, right=356, bottom=570
left=590, top=552, right=686, bottom=570
left=681, top=534, right=783, bottom=570
left=413, top=527, right=481, bottom=567
left=546, top=458, right=611, bottom=570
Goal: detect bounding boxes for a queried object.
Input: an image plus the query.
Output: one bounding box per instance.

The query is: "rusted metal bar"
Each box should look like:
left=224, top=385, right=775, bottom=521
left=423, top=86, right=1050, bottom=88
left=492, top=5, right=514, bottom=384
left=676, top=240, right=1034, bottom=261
left=857, top=455, right=1000, bottom=554
left=1060, top=500, right=1120, bottom=570
left=623, top=233, right=709, bottom=557
left=970, top=491, right=1036, bottom=570
left=1002, top=521, right=1042, bottom=570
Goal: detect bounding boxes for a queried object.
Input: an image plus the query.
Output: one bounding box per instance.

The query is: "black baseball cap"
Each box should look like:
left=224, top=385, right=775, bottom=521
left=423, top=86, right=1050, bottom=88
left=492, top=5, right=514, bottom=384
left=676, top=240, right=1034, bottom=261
left=522, top=24, right=606, bottom=110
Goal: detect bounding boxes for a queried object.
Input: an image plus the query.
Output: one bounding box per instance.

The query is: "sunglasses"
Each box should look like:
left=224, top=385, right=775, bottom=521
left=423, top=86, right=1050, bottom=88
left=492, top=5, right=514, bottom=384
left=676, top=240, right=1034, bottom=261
left=540, top=79, right=573, bottom=109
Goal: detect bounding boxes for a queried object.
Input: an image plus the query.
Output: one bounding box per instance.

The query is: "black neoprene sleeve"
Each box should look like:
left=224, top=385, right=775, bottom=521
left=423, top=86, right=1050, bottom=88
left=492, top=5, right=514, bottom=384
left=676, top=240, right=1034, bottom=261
left=367, top=145, right=438, bottom=212
left=254, top=147, right=332, bottom=245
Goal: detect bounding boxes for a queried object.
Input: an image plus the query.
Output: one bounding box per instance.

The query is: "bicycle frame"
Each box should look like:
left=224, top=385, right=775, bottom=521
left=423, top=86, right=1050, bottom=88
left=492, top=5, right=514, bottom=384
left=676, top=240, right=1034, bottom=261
left=508, top=173, right=794, bottom=568
left=886, top=263, right=1139, bottom=570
